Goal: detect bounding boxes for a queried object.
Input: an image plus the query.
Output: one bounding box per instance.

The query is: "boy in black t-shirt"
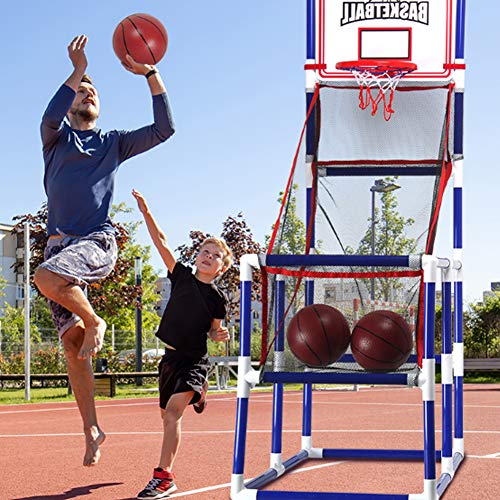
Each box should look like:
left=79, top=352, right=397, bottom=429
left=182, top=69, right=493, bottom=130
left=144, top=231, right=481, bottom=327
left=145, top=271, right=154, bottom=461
left=132, top=189, right=233, bottom=499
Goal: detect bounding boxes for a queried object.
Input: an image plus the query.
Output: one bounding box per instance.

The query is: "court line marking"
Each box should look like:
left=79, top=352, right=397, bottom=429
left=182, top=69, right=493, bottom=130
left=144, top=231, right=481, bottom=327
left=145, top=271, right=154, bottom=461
left=1, top=397, right=498, bottom=414
left=3, top=429, right=500, bottom=438
left=168, top=460, right=346, bottom=497
left=470, top=452, right=500, bottom=458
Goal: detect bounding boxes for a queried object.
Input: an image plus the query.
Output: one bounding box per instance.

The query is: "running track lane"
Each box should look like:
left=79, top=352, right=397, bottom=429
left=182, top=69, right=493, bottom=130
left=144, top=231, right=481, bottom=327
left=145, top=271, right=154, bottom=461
left=0, top=384, right=499, bottom=499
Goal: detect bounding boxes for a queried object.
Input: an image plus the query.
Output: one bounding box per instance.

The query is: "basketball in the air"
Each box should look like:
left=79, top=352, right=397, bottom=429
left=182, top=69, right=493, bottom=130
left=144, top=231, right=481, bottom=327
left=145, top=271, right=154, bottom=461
left=113, top=13, right=168, bottom=65
left=286, top=304, right=350, bottom=368
left=351, top=310, right=413, bottom=372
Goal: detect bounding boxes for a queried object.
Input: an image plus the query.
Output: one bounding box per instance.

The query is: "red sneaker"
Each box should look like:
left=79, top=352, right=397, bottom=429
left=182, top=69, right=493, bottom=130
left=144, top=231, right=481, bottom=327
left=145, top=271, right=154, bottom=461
left=137, top=468, right=177, bottom=498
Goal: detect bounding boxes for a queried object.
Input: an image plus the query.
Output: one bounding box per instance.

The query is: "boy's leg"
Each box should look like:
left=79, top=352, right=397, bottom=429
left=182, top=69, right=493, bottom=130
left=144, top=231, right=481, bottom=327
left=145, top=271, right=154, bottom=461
left=34, top=267, right=106, bottom=359
left=159, top=391, right=194, bottom=471
left=137, top=392, right=192, bottom=498
left=62, top=321, right=106, bottom=466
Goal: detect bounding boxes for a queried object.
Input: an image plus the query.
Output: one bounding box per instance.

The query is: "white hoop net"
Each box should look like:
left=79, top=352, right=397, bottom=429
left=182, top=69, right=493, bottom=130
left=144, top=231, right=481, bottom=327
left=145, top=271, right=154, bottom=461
left=337, top=62, right=417, bottom=121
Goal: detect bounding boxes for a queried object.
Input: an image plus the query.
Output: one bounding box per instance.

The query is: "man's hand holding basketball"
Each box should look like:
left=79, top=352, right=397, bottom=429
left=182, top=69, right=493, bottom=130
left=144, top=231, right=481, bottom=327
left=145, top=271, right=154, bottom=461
left=122, top=55, right=166, bottom=96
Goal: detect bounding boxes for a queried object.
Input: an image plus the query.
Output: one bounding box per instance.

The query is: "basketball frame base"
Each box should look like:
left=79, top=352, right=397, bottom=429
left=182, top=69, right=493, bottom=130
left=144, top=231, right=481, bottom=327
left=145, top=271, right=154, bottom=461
left=231, top=446, right=465, bottom=499
left=231, top=254, right=465, bottom=500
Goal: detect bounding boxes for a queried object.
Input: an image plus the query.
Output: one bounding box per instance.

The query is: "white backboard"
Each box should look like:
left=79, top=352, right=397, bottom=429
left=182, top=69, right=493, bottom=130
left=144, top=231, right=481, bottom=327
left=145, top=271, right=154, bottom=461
left=316, top=0, right=456, bottom=80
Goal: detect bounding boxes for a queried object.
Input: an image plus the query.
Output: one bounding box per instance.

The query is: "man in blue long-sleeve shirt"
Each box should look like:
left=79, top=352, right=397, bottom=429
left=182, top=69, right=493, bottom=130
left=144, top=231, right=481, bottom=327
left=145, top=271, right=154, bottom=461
left=33, top=35, right=175, bottom=466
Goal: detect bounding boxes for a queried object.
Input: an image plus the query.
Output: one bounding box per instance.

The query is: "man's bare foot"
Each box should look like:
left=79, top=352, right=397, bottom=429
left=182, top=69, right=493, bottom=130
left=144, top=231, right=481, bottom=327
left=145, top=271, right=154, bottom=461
left=83, top=426, right=106, bottom=466
left=78, top=317, right=107, bottom=359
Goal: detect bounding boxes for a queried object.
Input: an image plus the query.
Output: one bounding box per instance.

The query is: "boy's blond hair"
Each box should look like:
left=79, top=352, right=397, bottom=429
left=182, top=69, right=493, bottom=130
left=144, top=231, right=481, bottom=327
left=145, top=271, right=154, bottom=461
left=201, top=237, right=233, bottom=270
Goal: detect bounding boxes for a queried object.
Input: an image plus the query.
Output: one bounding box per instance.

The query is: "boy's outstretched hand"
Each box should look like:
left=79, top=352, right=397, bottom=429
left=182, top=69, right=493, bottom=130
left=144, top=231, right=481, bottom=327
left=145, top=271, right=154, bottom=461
left=209, top=326, right=230, bottom=343
left=132, top=189, right=149, bottom=214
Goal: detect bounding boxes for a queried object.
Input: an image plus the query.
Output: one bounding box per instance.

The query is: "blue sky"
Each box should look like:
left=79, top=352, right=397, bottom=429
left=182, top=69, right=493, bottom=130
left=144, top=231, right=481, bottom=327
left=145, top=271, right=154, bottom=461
left=0, top=1, right=496, bottom=304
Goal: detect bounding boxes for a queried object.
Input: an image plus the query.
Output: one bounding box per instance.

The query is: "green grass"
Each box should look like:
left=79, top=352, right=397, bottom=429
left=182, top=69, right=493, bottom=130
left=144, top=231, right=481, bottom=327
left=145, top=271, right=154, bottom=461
left=1, top=373, right=498, bottom=406
left=0, top=383, right=160, bottom=405
left=435, top=367, right=500, bottom=384
left=462, top=372, right=500, bottom=383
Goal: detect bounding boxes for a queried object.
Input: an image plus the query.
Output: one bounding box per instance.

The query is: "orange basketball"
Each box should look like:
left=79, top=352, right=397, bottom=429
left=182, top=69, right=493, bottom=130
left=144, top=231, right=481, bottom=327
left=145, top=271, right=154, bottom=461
left=113, top=13, right=168, bottom=65
left=351, top=310, right=413, bottom=372
left=287, top=304, right=350, bottom=367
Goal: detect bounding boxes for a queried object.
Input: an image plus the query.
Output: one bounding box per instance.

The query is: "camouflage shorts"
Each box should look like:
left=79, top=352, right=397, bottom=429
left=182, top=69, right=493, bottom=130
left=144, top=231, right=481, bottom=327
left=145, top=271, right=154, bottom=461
left=39, top=231, right=118, bottom=337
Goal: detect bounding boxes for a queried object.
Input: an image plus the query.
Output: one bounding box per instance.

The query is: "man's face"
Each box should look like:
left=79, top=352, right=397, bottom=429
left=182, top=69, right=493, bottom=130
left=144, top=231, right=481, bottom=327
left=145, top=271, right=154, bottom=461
left=69, top=82, right=100, bottom=121
left=195, top=243, right=226, bottom=279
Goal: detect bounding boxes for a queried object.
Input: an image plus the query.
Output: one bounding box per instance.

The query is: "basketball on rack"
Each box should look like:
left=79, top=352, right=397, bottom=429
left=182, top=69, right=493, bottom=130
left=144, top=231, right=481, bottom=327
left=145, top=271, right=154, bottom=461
left=113, top=13, right=168, bottom=65
left=286, top=304, right=350, bottom=368
left=351, top=310, right=413, bottom=372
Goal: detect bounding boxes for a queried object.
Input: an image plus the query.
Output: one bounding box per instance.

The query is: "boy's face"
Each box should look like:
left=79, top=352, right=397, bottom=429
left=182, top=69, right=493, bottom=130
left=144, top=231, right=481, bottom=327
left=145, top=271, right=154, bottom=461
left=195, top=243, right=226, bottom=279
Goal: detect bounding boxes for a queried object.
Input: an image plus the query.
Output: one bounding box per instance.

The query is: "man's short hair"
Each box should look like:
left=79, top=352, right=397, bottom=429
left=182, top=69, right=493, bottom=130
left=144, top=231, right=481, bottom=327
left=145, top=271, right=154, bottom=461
left=81, top=74, right=94, bottom=85
left=201, top=237, right=233, bottom=270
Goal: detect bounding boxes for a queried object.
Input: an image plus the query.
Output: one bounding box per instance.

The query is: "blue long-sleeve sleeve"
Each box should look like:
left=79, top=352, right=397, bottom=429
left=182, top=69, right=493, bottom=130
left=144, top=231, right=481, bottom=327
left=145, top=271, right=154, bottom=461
left=117, top=92, right=175, bottom=162
left=41, top=85, right=175, bottom=236
left=40, top=85, right=76, bottom=151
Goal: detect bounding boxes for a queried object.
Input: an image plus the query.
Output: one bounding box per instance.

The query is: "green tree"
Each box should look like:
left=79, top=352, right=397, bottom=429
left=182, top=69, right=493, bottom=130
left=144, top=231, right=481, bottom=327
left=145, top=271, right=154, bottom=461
left=265, top=183, right=307, bottom=315
left=465, top=294, right=500, bottom=358
left=176, top=213, right=264, bottom=323
left=267, top=183, right=307, bottom=255
left=0, top=303, right=42, bottom=356
left=0, top=271, right=6, bottom=298
left=100, top=203, right=161, bottom=350
left=11, top=202, right=161, bottom=353
left=356, top=177, right=416, bottom=301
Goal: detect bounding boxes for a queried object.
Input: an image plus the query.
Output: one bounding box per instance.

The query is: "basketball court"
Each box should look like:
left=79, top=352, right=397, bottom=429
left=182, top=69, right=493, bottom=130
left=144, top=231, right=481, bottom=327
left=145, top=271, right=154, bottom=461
left=0, top=385, right=498, bottom=499
left=2, top=1, right=480, bottom=499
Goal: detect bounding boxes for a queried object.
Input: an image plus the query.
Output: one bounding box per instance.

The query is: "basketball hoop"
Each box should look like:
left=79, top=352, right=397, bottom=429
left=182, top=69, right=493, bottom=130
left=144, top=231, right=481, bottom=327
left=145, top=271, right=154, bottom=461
left=335, top=60, right=417, bottom=121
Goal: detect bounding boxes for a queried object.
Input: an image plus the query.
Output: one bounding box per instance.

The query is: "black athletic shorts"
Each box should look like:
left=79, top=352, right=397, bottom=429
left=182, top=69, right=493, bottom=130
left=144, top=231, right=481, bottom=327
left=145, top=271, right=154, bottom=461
left=158, top=349, right=210, bottom=410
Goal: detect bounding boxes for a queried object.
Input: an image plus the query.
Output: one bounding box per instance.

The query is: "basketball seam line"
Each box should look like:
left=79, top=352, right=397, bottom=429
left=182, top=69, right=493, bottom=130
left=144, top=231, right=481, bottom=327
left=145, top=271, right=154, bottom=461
left=354, top=325, right=411, bottom=356
left=126, top=17, right=157, bottom=64
left=134, top=15, right=168, bottom=44
left=119, top=23, right=130, bottom=62
left=373, top=312, right=414, bottom=352
left=296, top=315, right=324, bottom=366
left=311, top=305, right=333, bottom=363
left=351, top=345, right=408, bottom=365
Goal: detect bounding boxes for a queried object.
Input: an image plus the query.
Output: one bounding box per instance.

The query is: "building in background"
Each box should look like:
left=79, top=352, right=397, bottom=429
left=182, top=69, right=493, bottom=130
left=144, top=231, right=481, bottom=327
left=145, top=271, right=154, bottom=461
left=155, top=276, right=171, bottom=317
left=0, top=223, right=24, bottom=311
left=483, top=282, right=500, bottom=302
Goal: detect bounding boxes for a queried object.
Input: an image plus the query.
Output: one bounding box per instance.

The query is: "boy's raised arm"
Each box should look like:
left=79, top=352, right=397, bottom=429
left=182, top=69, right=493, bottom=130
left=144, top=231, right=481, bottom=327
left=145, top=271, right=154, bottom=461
left=132, top=189, right=176, bottom=273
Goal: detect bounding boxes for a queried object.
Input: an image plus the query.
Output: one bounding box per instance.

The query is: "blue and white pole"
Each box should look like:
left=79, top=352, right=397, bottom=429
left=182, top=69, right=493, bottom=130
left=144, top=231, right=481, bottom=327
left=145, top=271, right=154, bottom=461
left=301, top=278, right=317, bottom=455
left=440, top=264, right=454, bottom=478
left=453, top=160, right=465, bottom=463
left=419, top=255, right=438, bottom=499
left=231, top=254, right=260, bottom=499
left=302, top=0, right=317, bottom=458
left=453, top=0, right=466, bottom=467
left=270, top=275, right=286, bottom=474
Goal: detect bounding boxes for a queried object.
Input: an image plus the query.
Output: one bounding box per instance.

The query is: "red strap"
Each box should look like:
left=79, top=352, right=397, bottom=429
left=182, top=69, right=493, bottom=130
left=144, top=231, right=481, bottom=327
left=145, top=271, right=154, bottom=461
left=443, top=63, right=466, bottom=70
left=263, top=266, right=422, bottom=280
left=425, top=82, right=455, bottom=254
left=304, top=63, right=327, bottom=70
left=267, top=84, right=320, bottom=254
